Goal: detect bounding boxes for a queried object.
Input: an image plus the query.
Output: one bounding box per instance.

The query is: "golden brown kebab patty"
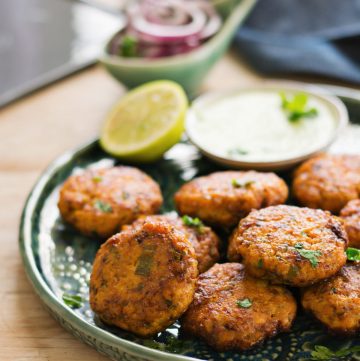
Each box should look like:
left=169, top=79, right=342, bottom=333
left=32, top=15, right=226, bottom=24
left=90, top=218, right=198, bottom=337
left=340, top=199, right=360, bottom=248
left=174, top=171, right=288, bottom=228
left=228, top=205, right=348, bottom=287
left=123, top=214, right=220, bottom=273
left=293, top=153, right=360, bottom=214
left=302, top=263, right=360, bottom=335
left=58, top=166, right=163, bottom=238
left=181, top=263, right=297, bottom=351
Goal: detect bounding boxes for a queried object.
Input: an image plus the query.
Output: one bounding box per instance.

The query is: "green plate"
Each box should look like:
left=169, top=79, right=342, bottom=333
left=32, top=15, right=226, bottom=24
left=20, top=90, right=360, bottom=361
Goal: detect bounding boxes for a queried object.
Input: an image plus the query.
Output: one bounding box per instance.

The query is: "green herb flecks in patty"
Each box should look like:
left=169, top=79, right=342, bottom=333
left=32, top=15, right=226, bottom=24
left=231, top=179, right=255, bottom=188
left=294, top=243, right=321, bottom=268
left=236, top=298, right=252, bottom=308
left=94, top=200, right=113, bottom=213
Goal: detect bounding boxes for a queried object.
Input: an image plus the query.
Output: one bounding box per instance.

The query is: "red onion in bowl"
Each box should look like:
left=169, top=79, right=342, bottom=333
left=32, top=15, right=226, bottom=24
left=197, top=1, right=222, bottom=40
left=142, top=0, right=190, bottom=26
left=128, top=2, right=206, bottom=44
left=108, top=0, right=222, bottom=58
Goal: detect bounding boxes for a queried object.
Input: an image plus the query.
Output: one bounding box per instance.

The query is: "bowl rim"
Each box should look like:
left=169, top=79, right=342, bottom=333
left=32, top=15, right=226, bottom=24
left=185, top=80, right=349, bottom=170
left=99, top=0, right=257, bottom=68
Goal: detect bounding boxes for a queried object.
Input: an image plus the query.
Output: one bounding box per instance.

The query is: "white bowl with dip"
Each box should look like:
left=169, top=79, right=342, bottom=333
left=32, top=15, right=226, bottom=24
left=186, top=81, right=349, bottom=171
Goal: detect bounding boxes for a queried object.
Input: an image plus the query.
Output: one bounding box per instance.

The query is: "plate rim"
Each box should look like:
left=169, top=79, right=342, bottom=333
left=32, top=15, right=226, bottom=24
left=18, top=139, right=203, bottom=361
left=19, top=84, right=360, bottom=360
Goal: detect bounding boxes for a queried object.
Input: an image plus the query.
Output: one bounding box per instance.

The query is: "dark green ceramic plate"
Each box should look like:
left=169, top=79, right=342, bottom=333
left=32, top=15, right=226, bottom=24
left=20, top=89, right=360, bottom=361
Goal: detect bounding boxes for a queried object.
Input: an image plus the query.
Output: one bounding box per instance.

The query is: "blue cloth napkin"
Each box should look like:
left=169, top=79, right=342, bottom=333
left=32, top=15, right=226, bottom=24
left=235, top=0, right=360, bottom=84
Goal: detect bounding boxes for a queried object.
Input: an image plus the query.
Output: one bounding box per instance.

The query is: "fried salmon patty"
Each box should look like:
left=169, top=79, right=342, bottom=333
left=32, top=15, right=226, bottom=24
left=123, top=214, right=220, bottom=273
left=90, top=219, right=198, bottom=337
left=181, top=263, right=296, bottom=351
left=302, top=263, right=360, bottom=335
left=228, top=205, right=348, bottom=286
left=58, top=166, right=163, bottom=238
left=293, top=154, right=360, bottom=214
left=340, top=199, right=360, bottom=248
left=174, top=171, right=288, bottom=228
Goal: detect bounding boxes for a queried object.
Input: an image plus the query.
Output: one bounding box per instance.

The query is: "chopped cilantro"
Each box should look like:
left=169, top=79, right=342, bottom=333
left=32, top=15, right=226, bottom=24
left=346, top=247, right=360, bottom=261
left=62, top=293, right=83, bottom=309
left=297, top=248, right=321, bottom=268
left=182, top=215, right=204, bottom=232
left=280, top=92, right=318, bottom=122
left=94, top=200, right=113, bottom=213
left=257, top=259, right=263, bottom=268
left=293, top=242, right=321, bottom=267
left=311, top=345, right=360, bottom=360
left=92, top=176, right=102, bottom=183
left=231, top=179, right=255, bottom=188
left=135, top=245, right=157, bottom=277
left=236, top=298, right=252, bottom=308
left=120, top=35, right=138, bottom=57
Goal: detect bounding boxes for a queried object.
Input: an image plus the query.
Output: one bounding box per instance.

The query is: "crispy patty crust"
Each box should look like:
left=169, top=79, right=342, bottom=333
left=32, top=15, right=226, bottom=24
left=181, top=263, right=297, bottom=351
left=58, top=166, right=163, bottom=238
left=293, top=154, right=360, bottom=214
left=340, top=199, right=360, bottom=248
left=90, top=219, right=198, bottom=337
left=123, top=214, right=220, bottom=273
left=302, top=263, right=360, bottom=335
left=174, top=171, right=288, bottom=228
left=228, top=205, right=348, bottom=286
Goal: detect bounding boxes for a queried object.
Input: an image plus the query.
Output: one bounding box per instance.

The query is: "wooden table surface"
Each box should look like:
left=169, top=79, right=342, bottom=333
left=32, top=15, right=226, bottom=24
left=0, top=51, right=263, bottom=361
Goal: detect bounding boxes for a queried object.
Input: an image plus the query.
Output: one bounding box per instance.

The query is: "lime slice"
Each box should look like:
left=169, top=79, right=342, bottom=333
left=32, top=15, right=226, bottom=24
left=100, top=80, right=188, bottom=162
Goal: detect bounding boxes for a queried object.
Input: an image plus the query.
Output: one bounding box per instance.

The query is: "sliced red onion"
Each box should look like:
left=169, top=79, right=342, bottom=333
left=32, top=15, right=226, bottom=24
left=138, top=40, right=199, bottom=58
left=109, top=0, right=222, bottom=58
left=197, top=1, right=222, bottom=40
left=128, top=2, right=206, bottom=44
left=142, top=0, right=190, bottom=26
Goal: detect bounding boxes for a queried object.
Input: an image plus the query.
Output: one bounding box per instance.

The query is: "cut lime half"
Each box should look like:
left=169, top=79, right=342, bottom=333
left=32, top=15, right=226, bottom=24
left=100, top=80, right=188, bottom=162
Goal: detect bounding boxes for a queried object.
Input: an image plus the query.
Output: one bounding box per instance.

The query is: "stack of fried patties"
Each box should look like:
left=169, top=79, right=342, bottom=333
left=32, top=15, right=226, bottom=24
left=58, top=154, right=359, bottom=352
left=177, top=154, right=360, bottom=351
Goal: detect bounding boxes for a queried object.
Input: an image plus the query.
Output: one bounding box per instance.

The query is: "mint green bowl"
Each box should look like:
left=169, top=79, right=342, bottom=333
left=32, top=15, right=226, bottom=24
left=100, top=0, right=257, bottom=96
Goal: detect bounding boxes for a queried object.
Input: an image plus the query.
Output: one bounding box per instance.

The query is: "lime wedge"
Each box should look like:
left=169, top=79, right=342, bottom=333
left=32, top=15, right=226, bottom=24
left=100, top=80, right=188, bottom=162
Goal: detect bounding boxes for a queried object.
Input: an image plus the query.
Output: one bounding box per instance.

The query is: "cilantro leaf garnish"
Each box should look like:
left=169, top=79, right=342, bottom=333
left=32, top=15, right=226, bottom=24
left=231, top=179, right=255, bottom=188
left=120, top=35, right=138, bottom=57
left=62, top=293, right=83, bottom=309
left=293, top=244, right=321, bottom=268
left=92, top=176, right=102, bottom=183
left=280, top=92, right=318, bottom=122
left=236, top=298, right=252, bottom=308
left=311, top=345, right=360, bottom=360
left=94, top=200, right=113, bottom=213
left=346, top=247, right=360, bottom=261
left=182, top=215, right=204, bottom=232
left=297, top=248, right=321, bottom=268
